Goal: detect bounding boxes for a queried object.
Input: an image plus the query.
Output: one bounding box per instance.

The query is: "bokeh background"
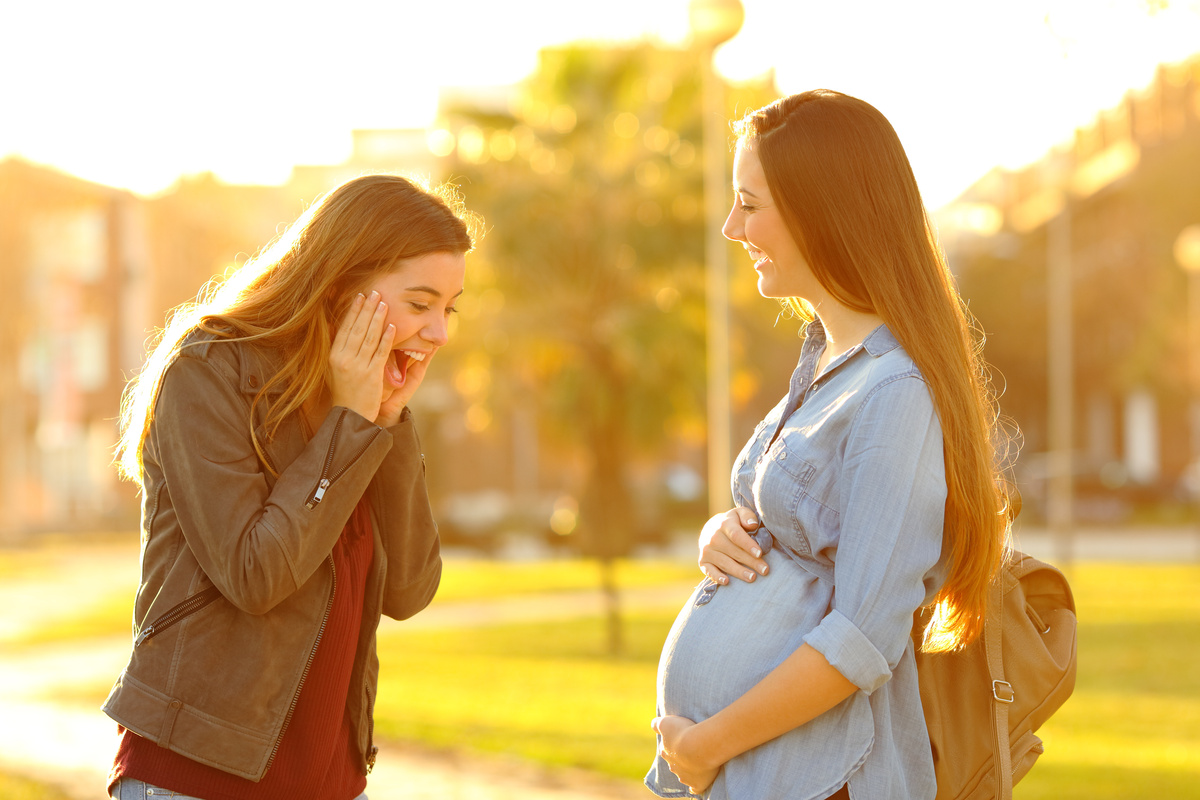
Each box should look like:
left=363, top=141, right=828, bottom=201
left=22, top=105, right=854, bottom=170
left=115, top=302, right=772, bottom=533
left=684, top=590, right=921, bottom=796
left=0, top=1, right=1198, bottom=798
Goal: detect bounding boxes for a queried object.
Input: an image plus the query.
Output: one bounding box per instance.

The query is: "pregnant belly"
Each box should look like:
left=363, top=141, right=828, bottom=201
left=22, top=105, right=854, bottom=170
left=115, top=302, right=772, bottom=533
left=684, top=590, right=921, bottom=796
left=657, top=548, right=830, bottom=721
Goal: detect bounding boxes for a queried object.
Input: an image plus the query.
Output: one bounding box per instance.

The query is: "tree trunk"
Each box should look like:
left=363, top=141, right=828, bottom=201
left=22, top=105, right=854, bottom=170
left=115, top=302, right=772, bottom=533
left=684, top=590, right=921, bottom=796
left=599, top=556, right=622, bottom=656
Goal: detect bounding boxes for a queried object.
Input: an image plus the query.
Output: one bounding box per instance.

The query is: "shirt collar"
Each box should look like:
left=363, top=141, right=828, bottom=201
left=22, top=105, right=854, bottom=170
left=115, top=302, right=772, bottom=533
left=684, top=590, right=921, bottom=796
left=803, top=319, right=899, bottom=359
left=863, top=324, right=900, bottom=357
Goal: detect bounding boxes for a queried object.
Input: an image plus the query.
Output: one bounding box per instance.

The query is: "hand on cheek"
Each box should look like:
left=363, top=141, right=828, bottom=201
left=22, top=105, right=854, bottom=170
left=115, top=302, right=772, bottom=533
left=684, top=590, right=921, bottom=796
left=329, top=292, right=395, bottom=423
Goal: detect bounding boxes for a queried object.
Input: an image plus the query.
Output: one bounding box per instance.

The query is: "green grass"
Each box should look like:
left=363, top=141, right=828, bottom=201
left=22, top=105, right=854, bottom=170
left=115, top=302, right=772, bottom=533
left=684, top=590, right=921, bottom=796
left=5, top=545, right=1196, bottom=798
left=0, top=555, right=698, bottom=649
left=10, top=592, right=133, bottom=647
left=374, top=613, right=672, bottom=779
left=433, top=557, right=698, bottom=603
left=373, top=562, right=1200, bottom=798
left=1013, top=564, right=1200, bottom=799
left=0, top=772, right=73, bottom=800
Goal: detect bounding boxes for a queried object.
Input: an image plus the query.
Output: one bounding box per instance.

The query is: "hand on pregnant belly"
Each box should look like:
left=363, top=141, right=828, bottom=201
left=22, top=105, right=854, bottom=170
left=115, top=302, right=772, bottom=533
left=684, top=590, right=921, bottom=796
left=652, top=714, right=720, bottom=795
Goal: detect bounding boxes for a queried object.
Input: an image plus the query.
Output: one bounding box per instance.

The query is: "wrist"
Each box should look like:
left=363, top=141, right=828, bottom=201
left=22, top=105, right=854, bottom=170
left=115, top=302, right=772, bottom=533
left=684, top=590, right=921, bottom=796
left=682, top=717, right=729, bottom=771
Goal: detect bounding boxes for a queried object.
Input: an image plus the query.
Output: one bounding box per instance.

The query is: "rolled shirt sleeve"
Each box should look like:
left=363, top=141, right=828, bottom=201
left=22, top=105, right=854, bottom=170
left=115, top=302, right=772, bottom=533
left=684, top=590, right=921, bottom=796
left=803, top=374, right=946, bottom=694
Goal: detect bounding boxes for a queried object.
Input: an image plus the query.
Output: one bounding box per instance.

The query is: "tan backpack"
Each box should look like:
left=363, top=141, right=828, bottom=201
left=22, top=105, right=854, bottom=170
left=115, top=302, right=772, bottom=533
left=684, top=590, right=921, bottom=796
left=915, top=551, right=1078, bottom=799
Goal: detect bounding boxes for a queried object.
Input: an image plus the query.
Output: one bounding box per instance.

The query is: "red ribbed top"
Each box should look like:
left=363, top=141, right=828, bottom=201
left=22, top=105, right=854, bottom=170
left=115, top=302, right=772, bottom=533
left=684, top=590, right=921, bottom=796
left=109, top=499, right=375, bottom=800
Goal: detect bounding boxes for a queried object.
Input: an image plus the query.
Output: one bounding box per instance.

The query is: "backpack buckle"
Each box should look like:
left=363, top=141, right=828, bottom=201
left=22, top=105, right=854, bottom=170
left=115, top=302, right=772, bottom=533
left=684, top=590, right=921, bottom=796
left=992, top=680, right=1015, bottom=703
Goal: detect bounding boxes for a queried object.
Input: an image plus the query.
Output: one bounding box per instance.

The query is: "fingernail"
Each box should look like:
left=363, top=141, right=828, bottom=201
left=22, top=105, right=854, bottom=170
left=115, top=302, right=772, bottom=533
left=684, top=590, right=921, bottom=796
left=752, top=548, right=761, bottom=558
left=760, top=565, right=769, bottom=575
left=370, top=290, right=380, bottom=300
left=744, top=571, right=755, bottom=581
left=718, top=576, right=728, bottom=585
left=355, top=293, right=365, bottom=304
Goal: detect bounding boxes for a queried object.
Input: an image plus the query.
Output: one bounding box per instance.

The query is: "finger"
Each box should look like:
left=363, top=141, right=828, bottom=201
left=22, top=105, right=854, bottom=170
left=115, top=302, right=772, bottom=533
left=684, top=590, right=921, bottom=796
left=347, top=291, right=381, bottom=352
left=725, top=526, right=765, bottom=560
left=699, top=560, right=731, bottom=585
left=702, top=552, right=760, bottom=583
left=336, top=303, right=369, bottom=361
left=356, top=299, right=389, bottom=358
left=371, top=323, right=396, bottom=366
left=737, top=507, right=761, bottom=530
left=713, top=523, right=768, bottom=574
left=334, top=293, right=366, bottom=353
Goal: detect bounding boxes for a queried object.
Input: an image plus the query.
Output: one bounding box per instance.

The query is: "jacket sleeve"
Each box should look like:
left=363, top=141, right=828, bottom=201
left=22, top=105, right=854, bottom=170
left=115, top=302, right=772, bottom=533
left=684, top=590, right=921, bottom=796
left=803, top=375, right=946, bottom=694
left=150, top=350, right=393, bottom=615
left=368, top=408, right=442, bottom=621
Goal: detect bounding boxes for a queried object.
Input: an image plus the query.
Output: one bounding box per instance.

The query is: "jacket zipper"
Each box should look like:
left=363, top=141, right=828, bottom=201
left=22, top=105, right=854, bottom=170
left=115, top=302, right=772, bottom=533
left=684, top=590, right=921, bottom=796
left=265, top=555, right=336, bottom=772
left=306, top=409, right=383, bottom=509
left=134, top=586, right=223, bottom=648
left=306, top=410, right=346, bottom=509
left=365, top=685, right=378, bottom=774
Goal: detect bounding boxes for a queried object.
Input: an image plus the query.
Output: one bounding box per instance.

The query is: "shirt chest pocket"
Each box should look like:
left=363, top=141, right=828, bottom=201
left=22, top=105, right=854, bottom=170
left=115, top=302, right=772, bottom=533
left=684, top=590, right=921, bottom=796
left=754, top=437, right=841, bottom=561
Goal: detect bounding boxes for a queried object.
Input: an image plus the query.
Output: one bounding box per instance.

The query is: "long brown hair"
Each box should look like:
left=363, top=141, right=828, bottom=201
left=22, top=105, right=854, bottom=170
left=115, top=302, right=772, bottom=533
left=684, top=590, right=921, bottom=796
left=116, top=174, right=476, bottom=486
left=735, top=90, right=1014, bottom=651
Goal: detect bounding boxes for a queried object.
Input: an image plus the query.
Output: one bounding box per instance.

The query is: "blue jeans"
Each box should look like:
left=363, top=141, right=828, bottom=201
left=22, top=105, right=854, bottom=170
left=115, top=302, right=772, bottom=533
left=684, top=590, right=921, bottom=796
left=111, top=778, right=368, bottom=800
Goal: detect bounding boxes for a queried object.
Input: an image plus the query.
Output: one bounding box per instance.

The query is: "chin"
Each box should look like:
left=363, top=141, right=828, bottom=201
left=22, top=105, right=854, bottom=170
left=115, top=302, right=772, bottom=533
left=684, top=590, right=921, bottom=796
left=757, top=278, right=787, bottom=299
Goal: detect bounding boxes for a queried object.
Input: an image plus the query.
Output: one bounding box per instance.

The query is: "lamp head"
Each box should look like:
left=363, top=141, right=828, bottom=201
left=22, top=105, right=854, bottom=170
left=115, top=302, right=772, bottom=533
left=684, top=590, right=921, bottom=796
left=1176, top=224, right=1200, bottom=274
left=689, top=0, right=745, bottom=49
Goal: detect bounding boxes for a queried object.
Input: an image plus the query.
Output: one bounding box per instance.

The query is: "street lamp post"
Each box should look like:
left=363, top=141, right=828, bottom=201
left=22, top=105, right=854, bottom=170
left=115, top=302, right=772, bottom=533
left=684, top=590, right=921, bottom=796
left=1047, top=201, right=1074, bottom=564
left=689, top=0, right=744, bottom=517
left=1174, top=224, right=1200, bottom=557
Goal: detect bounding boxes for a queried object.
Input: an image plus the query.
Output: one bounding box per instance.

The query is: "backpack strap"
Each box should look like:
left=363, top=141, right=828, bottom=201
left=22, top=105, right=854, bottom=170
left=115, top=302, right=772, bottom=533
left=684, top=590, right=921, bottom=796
left=984, top=568, right=1014, bottom=799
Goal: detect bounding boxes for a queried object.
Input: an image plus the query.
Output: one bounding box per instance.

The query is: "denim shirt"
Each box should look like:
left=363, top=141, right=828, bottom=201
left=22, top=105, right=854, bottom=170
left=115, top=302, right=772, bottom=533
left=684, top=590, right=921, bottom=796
left=647, top=322, right=947, bottom=800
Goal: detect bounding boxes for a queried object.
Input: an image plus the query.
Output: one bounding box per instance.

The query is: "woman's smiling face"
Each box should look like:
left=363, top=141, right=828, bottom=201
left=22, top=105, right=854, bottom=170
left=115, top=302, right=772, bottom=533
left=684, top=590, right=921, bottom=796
left=722, top=145, right=819, bottom=302
left=366, top=250, right=465, bottom=392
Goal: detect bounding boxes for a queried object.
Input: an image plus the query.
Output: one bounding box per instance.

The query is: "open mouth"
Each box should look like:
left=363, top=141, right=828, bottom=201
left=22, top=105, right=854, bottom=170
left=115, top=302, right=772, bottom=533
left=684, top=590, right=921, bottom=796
left=385, top=350, right=427, bottom=389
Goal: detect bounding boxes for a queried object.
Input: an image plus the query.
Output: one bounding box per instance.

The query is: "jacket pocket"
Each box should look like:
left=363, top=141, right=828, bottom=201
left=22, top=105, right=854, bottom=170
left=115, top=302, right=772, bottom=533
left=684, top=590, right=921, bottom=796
left=135, top=586, right=223, bottom=647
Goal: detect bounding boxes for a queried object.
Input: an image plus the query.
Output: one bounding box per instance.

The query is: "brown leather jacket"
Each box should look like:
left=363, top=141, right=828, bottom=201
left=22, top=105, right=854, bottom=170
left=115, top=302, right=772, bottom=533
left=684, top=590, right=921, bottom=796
left=102, top=332, right=441, bottom=781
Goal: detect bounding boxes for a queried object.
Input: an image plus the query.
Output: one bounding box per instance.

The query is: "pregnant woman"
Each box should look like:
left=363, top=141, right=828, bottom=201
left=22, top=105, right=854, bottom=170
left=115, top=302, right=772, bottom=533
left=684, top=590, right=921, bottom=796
left=647, top=90, right=1014, bottom=800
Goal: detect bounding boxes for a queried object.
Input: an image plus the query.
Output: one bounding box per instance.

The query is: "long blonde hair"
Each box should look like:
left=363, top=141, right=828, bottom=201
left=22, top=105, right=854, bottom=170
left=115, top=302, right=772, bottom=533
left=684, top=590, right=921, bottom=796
left=116, top=174, right=475, bottom=486
left=735, top=91, right=1015, bottom=651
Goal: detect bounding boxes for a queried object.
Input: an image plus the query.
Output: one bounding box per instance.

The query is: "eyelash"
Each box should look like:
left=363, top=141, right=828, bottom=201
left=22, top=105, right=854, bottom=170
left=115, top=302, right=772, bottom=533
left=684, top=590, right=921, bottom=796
left=409, top=302, right=459, bottom=316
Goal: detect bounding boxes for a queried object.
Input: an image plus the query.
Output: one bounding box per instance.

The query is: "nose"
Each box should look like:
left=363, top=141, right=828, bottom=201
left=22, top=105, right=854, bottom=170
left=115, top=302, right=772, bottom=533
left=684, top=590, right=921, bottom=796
left=422, top=315, right=449, bottom=347
left=722, top=201, right=743, bottom=242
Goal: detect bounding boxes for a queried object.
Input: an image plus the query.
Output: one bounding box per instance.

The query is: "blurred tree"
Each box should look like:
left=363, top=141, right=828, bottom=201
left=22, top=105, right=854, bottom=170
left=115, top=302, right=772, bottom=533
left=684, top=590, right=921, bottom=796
left=441, top=44, right=775, bottom=653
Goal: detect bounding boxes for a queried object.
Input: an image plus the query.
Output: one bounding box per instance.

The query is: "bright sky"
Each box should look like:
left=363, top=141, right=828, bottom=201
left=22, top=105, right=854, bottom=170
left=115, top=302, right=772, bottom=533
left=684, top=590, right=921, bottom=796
left=2, top=0, right=1198, bottom=209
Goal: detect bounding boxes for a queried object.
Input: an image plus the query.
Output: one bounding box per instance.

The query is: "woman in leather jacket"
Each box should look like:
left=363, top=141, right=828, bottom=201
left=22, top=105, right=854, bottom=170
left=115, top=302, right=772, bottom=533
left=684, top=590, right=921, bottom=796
left=104, top=174, right=476, bottom=800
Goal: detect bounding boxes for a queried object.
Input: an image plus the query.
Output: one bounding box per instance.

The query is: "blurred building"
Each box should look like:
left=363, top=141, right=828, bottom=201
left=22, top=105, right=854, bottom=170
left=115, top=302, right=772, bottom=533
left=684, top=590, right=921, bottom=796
left=939, top=54, right=1200, bottom=519
left=0, top=119, right=473, bottom=538
left=0, top=159, right=151, bottom=536
left=143, top=173, right=303, bottom=316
